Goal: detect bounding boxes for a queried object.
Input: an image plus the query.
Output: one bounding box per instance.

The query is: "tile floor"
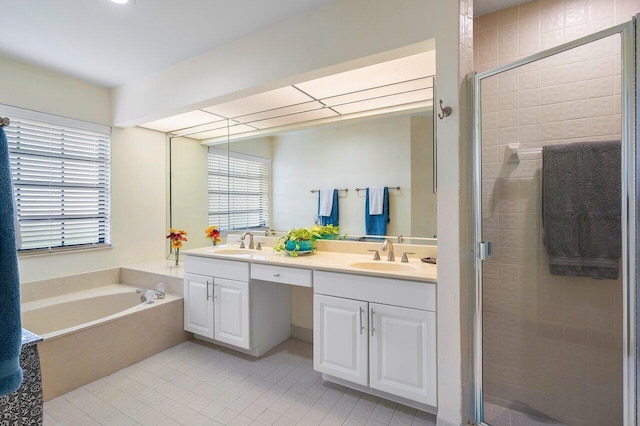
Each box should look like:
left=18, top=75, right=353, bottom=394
left=44, top=338, right=437, bottom=426
left=483, top=402, right=565, bottom=426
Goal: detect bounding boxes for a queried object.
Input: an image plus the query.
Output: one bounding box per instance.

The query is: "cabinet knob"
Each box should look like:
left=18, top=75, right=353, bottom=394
left=273, top=273, right=280, bottom=277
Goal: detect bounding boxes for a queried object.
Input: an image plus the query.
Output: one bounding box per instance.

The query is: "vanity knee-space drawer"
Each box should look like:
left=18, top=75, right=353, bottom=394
left=251, top=264, right=313, bottom=287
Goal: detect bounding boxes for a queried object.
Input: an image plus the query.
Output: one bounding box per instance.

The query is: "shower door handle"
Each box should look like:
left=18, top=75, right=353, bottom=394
left=478, top=241, right=492, bottom=260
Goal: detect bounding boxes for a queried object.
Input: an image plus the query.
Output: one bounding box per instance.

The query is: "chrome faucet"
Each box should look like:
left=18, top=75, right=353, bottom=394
left=241, top=232, right=255, bottom=249
left=136, top=288, right=165, bottom=300
left=381, top=239, right=395, bottom=261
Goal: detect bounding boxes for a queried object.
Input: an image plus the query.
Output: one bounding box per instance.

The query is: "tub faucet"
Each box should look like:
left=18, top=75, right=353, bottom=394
left=381, top=239, right=395, bottom=261
left=136, top=288, right=165, bottom=300
left=241, top=232, right=255, bottom=249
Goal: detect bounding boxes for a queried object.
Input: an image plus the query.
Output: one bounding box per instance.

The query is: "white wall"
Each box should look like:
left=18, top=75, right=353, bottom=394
left=0, top=56, right=111, bottom=126
left=170, top=136, right=209, bottom=251
left=271, top=115, right=413, bottom=235
left=0, top=56, right=169, bottom=283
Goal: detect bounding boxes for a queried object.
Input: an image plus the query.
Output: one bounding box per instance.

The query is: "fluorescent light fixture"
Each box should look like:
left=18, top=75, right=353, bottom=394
left=331, top=89, right=433, bottom=115
left=150, top=50, right=435, bottom=136
left=322, top=77, right=433, bottom=107
left=139, top=110, right=223, bottom=133
left=111, top=0, right=129, bottom=4
left=203, top=87, right=314, bottom=118
left=296, top=51, right=436, bottom=99
left=250, top=108, right=338, bottom=130
left=235, top=101, right=324, bottom=124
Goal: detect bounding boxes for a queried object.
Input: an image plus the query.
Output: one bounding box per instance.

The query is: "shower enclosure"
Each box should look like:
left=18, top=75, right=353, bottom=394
left=472, top=17, right=636, bottom=426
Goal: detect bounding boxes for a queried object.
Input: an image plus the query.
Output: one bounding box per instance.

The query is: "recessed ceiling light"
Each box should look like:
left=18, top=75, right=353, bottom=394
left=111, top=0, right=129, bottom=4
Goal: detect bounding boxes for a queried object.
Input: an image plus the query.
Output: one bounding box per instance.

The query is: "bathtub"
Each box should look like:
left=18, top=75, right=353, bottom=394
left=21, top=283, right=190, bottom=400
left=22, top=284, right=175, bottom=339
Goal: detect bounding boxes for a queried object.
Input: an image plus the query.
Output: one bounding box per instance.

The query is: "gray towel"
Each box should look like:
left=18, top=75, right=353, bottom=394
left=542, top=140, right=621, bottom=279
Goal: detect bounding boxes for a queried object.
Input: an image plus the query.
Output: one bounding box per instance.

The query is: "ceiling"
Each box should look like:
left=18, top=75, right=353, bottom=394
left=139, top=51, right=436, bottom=142
left=0, top=0, right=335, bottom=88
left=1, top=0, right=527, bottom=89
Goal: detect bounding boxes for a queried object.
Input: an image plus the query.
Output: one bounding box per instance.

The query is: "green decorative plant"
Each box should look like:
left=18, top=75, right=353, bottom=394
left=274, top=227, right=322, bottom=256
left=312, top=224, right=341, bottom=239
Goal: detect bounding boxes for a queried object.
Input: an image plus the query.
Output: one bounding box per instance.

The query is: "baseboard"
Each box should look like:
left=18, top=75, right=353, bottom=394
left=290, top=325, right=313, bottom=342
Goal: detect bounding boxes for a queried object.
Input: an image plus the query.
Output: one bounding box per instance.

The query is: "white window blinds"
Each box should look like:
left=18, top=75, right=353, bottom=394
left=2, top=105, right=111, bottom=252
left=208, top=148, right=269, bottom=231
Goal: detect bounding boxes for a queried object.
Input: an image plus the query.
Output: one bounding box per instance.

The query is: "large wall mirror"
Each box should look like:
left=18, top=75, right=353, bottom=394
left=144, top=47, right=438, bottom=251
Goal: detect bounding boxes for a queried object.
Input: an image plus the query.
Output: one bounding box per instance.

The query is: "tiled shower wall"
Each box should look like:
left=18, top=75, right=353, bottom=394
left=473, top=1, right=639, bottom=425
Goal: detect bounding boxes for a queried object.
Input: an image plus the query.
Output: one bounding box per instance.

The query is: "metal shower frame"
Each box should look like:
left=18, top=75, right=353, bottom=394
left=470, top=17, right=637, bottom=426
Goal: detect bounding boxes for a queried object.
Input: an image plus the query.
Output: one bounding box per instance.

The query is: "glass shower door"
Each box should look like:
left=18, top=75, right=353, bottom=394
left=473, top=21, right=635, bottom=426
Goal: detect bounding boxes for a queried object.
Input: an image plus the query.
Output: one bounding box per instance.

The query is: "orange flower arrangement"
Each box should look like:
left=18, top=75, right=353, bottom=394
left=205, top=225, right=222, bottom=246
left=166, top=228, right=188, bottom=265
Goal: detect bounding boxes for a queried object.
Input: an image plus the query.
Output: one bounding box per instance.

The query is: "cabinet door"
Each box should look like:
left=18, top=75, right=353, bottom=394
left=369, top=303, right=436, bottom=407
left=183, top=272, right=214, bottom=338
left=214, top=278, right=250, bottom=349
left=313, top=294, right=368, bottom=386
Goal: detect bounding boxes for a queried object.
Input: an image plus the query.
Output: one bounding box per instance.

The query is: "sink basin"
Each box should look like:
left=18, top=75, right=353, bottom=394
left=350, top=262, right=416, bottom=272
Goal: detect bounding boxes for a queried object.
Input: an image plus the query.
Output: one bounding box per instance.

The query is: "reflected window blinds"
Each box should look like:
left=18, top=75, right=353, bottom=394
left=207, top=148, right=269, bottom=231
left=3, top=106, right=111, bottom=252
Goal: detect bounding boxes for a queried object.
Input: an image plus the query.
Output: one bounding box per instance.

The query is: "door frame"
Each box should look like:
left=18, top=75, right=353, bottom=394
left=471, top=19, right=637, bottom=426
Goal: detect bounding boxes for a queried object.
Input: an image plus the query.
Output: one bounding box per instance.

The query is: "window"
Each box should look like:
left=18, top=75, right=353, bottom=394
left=2, top=105, right=111, bottom=252
left=208, top=148, right=269, bottom=231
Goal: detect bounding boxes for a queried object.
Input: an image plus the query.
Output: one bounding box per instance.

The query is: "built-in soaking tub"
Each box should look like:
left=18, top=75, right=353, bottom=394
left=21, top=276, right=190, bottom=401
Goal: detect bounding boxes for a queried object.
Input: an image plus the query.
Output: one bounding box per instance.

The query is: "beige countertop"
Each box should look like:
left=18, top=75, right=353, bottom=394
left=183, top=245, right=437, bottom=283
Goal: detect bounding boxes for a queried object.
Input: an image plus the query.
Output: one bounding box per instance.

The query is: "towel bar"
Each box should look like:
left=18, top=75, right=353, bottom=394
left=310, top=188, right=348, bottom=193
left=505, top=143, right=542, bottom=163
left=355, top=186, right=400, bottom=192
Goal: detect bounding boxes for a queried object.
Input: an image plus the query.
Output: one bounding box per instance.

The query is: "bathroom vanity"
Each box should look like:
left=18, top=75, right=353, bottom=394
left=182, top=241, right=437, bottom=411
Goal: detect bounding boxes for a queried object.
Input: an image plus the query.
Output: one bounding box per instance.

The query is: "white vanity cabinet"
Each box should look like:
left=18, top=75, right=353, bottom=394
left=313, top=271, right=437, bottom=408
left=314, top=294, right=368, bottom=386
left=184, top=272, right=214, bottom=338
left=183, top=256, right=251, bottom=349
left=183, top=254, right=293, bottom=356
left=213, top=278, right=250, bottom=349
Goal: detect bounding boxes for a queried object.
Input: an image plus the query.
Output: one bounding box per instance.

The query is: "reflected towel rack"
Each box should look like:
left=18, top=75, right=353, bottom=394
left=310, top=188, right=349, bottom=194
left=355, top=186, right=400, bottom=192
left=0, top=117, right=10, bottom=127
left=505, top=143, right=542, bottom=163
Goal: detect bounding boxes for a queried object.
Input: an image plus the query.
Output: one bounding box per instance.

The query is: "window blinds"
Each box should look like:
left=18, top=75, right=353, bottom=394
left=2, top=106, right=111, bottom=252
left=208, top=148, right=269, bottom=231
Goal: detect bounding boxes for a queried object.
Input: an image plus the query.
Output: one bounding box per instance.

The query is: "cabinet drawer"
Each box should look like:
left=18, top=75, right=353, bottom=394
left=251, top=263, right=312, bottom=287
left=184, top=255, right=249, bottom=281
left=314, top=271, right=435, bottom=311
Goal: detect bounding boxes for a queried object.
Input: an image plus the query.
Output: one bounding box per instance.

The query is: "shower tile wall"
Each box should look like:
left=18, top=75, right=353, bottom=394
left=473, top=1, right=639, bottom=425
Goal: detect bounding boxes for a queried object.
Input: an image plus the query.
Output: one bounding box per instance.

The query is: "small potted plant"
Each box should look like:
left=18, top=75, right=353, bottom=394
left=274, top=227, right=322, bottom=256
left=166, top=228, right=188, bottom=266
left=312, top=224, right=341, bottom=240
left=205, top=225, right=222, bottom=246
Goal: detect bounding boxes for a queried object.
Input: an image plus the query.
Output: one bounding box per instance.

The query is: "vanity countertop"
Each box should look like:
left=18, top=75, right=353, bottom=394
left=184, top=245, right=437, bottom=283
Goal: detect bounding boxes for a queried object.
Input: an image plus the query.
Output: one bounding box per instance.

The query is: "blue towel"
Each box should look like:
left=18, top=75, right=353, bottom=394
left=0, top=127, right=23, bottom=396
left=318, top=189, right=339, bottom=226
left=365, top=187, right=389, bottom=236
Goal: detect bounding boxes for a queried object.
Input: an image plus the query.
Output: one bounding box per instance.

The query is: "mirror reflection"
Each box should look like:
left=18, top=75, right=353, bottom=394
left=165, top=49, right=437, bottom=250
left=170, top=109, right=436, bottom=251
